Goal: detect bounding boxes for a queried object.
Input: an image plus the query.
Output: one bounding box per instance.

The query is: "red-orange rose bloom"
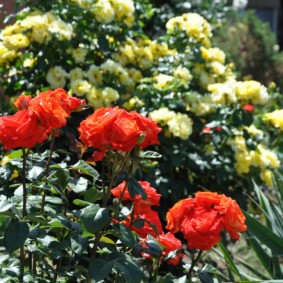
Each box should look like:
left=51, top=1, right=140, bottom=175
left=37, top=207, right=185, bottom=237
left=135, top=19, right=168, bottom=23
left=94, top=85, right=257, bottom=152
left=141, top=232, right=183, bottom=265
left=111, top=180, right=161, bottom=214
left=0, top=110, right=50, bottom=150
left=126, top=210, right=163, bottom=238
left=166, top=192, right=247, bottom=250
left=14, top=88, right=85, bottom=129
left=78, top=107, right=161, bottom=160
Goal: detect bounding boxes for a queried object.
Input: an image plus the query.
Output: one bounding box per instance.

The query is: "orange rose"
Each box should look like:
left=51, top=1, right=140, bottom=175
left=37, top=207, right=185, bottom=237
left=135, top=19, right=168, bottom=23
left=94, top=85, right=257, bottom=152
left=110, top=111, right=142, bottom=151
left=165, top=198, right=195, bottom=234
left=221, top=199, right=247, bottom=240
left=45, top=88, right=86, bottom=115
left=180, top=207, right=223, bottom=250
left=111, top=180, right=161, bottom=214
left=14, top=89, right=85, bottom=129
left=78, top=107, right=161, bottom=160
left=78, top=107, right=120, bottom=149
left=158, top=232, right=183, bottom=265
left=0, top=110, right=50, bottom=150
left=166, top=192, right=247, bottom=250
left=29, top=93, right=68, bottom=129
left=123, top=210, right=163, bottom=238
left=134, top=113, right=161, bottom=148
left=14, top=94, right=32, bottom=110
left=141, top=232, right=183, bottom=265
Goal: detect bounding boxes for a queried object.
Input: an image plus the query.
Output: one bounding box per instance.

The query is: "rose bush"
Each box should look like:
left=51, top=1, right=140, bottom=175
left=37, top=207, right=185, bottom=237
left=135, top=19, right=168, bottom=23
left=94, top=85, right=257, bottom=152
left=0, top=0, right=282, bottom=281
left=0, top=89, right=248, bottom=282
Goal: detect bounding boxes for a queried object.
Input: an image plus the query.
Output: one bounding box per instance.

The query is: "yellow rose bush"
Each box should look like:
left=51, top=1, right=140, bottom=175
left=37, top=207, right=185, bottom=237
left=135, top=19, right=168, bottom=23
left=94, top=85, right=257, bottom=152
left=1, top=0, right=283, bottom=281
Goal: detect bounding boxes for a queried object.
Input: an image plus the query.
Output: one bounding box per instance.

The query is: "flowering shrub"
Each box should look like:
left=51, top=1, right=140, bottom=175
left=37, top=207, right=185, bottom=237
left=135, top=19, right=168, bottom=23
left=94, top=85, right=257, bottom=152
left=0, top=89, right=247, bottom=282
left=0, top=1, right=282, bottom=281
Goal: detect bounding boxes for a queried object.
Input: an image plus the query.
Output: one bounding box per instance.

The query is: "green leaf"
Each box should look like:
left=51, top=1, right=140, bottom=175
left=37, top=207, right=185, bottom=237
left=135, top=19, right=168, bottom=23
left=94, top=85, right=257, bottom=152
left=201, top=264, right=229, bottom=281
left=7, top=149, right=26, bottom=159
left=197, top=270, right=214, bottom=283
left=139, top=151, right=162, bottom=159
left=71, top=160, right=99, bottom=180
left=70, top=232, right=88, bottom=255
left=73, top=199, right=92, bottom=207
left=246, top=234, right=273, bottom=277
left=80, top=204, right=110, bottom=234
left=114, top=254, right=143, bottom=283
left=216, top=242, right=242, bottom=280
left=157, top=273, right=176, bottom=283
left=113, top=223, right=137, bottom=249
left=84, top=187, right=103, bottom=203
left=89, top=259, right=114, bottom=282
left=244, top=212, right=283, bottom=255
left=0, top=196, right=12, bottom=212
left=127, top=177, right=146, bottom=199
left=172, top=275, right=187, bottom=283
left=37, top=235, right=60, bottom=248
left=28, top=163, right=45, bottom=180
left=4, top=220, right=29, bottom=252
left=69, top=177, right=88, bottom=193
left=0, top=255, right=9, bottom=265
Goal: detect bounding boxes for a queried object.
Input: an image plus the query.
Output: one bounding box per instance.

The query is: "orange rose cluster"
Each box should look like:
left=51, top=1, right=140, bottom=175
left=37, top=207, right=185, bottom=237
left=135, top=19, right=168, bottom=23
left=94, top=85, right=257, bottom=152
left=166, top=192, right=247, bottom=250
left=111, top=181, right=183, bottom=265
left=0, top=88, right=85, bottom=150
left=78, top=107, right=161, bottom=160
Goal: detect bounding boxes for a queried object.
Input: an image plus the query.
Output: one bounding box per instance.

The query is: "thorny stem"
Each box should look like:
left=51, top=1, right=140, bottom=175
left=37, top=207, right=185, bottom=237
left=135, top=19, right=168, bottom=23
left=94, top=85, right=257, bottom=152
left=102, top=149, right=132, bottom=207
left=187, top=250, right=203, bottom=279
left=41, top=131, right=56, bottom=213
left=21, top=148, right=28, bottom=217
left=20, top=148, right=28, bottom=283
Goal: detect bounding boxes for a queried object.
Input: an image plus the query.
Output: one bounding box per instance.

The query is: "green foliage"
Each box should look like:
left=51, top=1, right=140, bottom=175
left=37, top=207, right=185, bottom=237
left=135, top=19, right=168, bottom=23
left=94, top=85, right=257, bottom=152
left=243, top=176, right=283, bottom=279
left=213, top=10, right=283, bottom=91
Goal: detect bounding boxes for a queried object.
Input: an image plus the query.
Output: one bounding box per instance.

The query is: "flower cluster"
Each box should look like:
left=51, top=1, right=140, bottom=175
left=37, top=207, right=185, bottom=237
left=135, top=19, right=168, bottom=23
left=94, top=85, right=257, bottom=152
left=113, top=38, right=175, bottom=70
left=0, top=88, right=85, bottom=150
left=46, top=59, right=143, bottom=108
left=232, top=135, right=280, bottom=187
left=78, top=107, right=161, bottom=160
left=264, top=109, right=283, bottom=129
left=208, top=79, right=269, bottom=106
left=166, top=13, right=212, bottom=46
left=70, top=0, right=135, bottom=26
left=149, top=108, right=193, bottom=140
left=166, top=192, right=247, bottom=250
left=111, top=181, right=182, bottom=265
left=0, top=12, right=73, bottom=66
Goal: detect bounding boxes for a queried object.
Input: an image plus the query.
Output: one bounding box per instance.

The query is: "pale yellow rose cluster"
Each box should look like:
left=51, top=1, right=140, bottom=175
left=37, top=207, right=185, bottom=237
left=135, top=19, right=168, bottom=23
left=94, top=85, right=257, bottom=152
left=100, top=59, right=142, bottom=91
left=264, top=109, right=283, bottom=129
left=113, top=38, right=175, bottom=70
left=0, top=43, right=18, bottom=65
left=149, top=108, right=193, bottom=140
left=67, top=46, right=88, bottom=64
left=166, top=13, right=212, bottom=46
left=45, top=64, right=118, bottom=108
left=152, top=65, right=192, bottom=90
left=193, top=60, right=234, bottom=90
left=46, top=60, right=144, bottom=108
left=186, top=92, right=216, bottom=116
left=233, top=136, right=280, bottom=187
left=71, top=0, right=135, bottom=27
left=208, top=79, right=269, bottom=105
left=0, top=12, right=73, bottom=66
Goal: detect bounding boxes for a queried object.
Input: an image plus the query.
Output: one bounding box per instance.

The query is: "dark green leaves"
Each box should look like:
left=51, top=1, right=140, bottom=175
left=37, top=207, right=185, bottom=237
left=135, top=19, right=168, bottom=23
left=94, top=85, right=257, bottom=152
left=127, top=177, right=146, bottom=199
left=71, top=161, right=99, bottom=180
left=80, top=204, right=110, bottom=235
left=89, top=252, right=143, bottom=283
left=4, top=220, right=29, bottom=253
